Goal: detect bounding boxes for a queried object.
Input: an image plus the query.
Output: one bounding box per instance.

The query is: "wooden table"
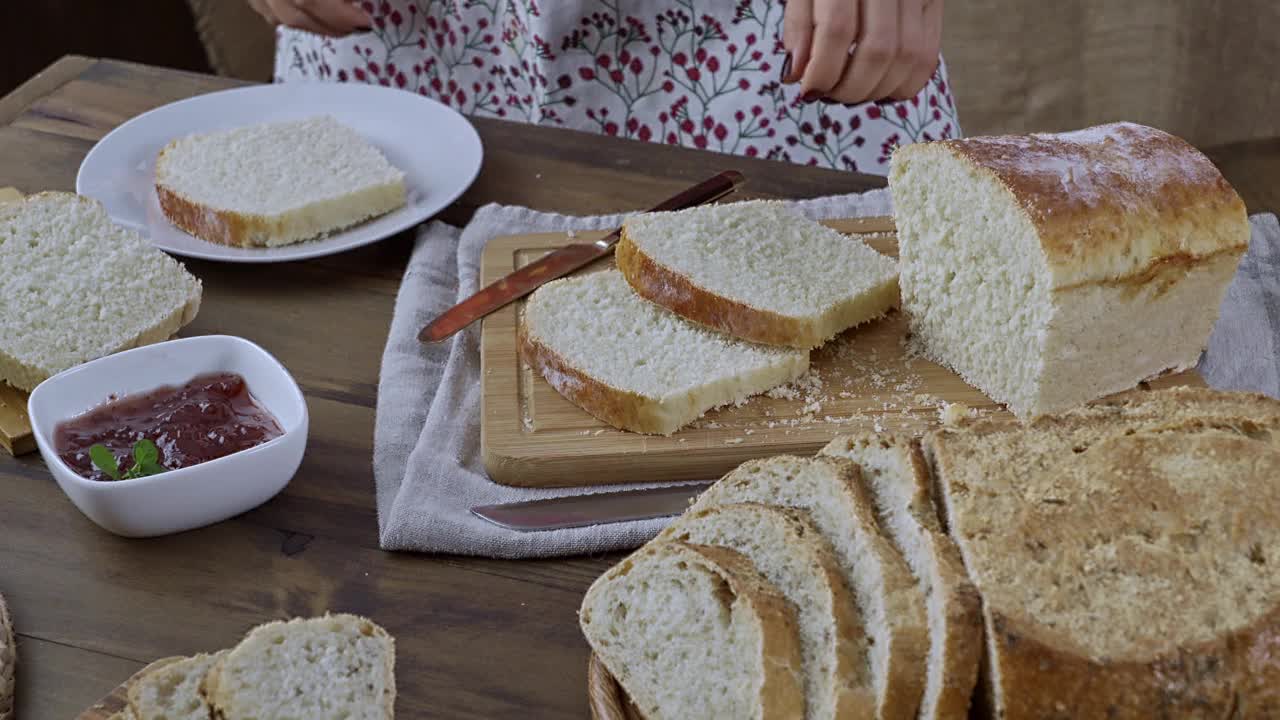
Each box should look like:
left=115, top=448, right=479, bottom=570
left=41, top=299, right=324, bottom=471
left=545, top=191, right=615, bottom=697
left=2, top=56, right=1277, bottom=719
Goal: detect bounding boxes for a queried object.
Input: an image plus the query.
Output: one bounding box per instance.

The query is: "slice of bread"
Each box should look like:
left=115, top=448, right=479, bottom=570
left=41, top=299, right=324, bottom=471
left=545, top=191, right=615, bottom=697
left=0, top=593, right=12, bottom=720
left=890, top=123, right=1248, bottom=418
left=617, top=200, right=899, bottom=349
left=155, top=116, right=406, bottom=248
left=520, top=269, right=808, bottom=435
left=924, top=387, right=1280, bottom=718
left=0, top=192, right=201, bottom=391
left=821, top=434, right=982, bottom=720
left=580, top=541, right=805, bottom=720
left=202, top=614, right=395, bottom=719
left=127, top=651, right=224, bottom=720
left=657, top=503, right=876, bottom=720
left=692, top=455, right=929, bottom=720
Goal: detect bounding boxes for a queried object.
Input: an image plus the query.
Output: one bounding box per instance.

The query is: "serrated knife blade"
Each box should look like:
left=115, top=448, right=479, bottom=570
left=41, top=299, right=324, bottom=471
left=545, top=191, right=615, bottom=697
left=471, top=482, right=714, bottom=532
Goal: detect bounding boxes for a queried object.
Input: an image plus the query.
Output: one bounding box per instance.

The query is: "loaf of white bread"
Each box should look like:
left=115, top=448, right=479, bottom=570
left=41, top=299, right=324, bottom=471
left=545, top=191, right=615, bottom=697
left=0, top=192, right=202, bottom=391
left=890, top=122, right=1249, bottom=419
left=115, top=613, right=394, bottom=720
left=582, top=387, right=1280, bottom=719
left=155, top=116, right=406, bottom=248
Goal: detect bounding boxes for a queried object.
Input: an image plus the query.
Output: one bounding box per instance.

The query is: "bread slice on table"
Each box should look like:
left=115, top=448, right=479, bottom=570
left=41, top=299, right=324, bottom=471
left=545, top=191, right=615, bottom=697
left=692, top=455, right=928, bottom=720
left=0, top=593, right=12, bottom=720
left=520, top=269, right=808, bottom=435
left=0, top=192, right=201, bottom=391
left=821, top=434, right=982, bottom=720
left=924, top=386, right=1280, bottom=718
left=617, top=199, right=899, bottom=349
left=580, top=541, right=805, bottom=720
left=657, top=503, right=875, bottom=720
left=156, top=115, right=406, bottom=248
left=890, top=122, right=1249, bottom=419
left=127, top=651, right=224, bottom=720
left=202, top=614, right=395, bottom=719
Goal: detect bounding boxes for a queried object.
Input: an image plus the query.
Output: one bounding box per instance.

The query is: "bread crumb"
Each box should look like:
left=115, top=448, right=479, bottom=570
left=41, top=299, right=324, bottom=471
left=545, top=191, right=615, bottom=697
left=593, top=429, right=607, bottom=435
left=939, top=401, right=973, bottom=425
left=566, top=229, right=577, bottom=238
left=725, top=438, right=744, bottom=445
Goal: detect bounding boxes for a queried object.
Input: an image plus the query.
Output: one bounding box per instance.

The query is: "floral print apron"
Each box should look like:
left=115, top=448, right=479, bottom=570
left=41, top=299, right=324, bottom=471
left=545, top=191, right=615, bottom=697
left=275, top=0, right=961, bottom=174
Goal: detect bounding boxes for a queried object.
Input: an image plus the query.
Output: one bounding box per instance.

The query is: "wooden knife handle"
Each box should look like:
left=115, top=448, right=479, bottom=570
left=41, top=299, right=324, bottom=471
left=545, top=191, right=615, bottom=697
left=419, top=170, right=746, bottom=343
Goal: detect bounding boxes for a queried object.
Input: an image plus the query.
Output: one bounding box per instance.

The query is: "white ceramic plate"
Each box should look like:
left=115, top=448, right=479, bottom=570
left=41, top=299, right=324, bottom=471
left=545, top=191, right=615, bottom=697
left=76, top=83, right=482, bottom=263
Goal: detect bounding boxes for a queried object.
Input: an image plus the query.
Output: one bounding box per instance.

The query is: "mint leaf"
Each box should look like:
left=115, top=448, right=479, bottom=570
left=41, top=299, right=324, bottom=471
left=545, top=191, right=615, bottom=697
left=133, top=439, right=159, bottom=467
left=88, top=445, right=121, bottom=480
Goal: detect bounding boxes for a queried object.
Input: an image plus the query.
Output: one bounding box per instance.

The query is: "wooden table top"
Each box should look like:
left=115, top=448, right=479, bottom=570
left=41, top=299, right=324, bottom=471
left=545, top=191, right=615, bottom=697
left=2, top=56, right=1277, bottom=719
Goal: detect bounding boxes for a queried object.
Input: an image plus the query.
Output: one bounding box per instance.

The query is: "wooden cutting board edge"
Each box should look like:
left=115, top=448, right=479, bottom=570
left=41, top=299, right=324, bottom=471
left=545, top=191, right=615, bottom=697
left=0, top=188, right=35, bottom=456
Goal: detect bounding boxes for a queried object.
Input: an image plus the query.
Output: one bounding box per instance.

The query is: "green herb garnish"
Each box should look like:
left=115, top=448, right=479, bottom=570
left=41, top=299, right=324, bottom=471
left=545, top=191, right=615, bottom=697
left=88, top=439, right=166, bottom=480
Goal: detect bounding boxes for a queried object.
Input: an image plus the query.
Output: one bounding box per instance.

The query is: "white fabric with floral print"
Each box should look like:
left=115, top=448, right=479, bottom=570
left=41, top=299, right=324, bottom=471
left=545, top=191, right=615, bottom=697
left=275, top=0, right=961, bottom=173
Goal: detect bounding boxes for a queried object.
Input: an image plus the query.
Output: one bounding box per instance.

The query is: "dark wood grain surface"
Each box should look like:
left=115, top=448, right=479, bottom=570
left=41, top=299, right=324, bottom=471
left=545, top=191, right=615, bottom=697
left=3, top=56, right=1276, bottom=720
left=0, top=56, right=888, bottom=720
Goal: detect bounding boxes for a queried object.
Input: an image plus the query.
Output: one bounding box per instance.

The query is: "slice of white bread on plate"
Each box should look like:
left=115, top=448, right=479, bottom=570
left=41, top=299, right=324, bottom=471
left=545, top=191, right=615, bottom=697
left=889, top=122, right=1249, bottom=419
left=127, top=651, right=225, bottom=720
left=0, top=593, right=12, bottom=720
left=520, top=269, right=808, bottom=435
left=923, top=387, right=1280, bottom=718
left=0, top=192, right=201, bottom=391
left=692, top=455, right=928, bottom=720
left=580, top=541, right=805, bottom=720
left=617, top=200, right=899, bottom=349
left=657, top=503, right=875, bottom=720
left=155, top=115, right=406, bottom=248
left=202, top=613, right=395, bottom=720
left=821, top=434, right=982, bottom=720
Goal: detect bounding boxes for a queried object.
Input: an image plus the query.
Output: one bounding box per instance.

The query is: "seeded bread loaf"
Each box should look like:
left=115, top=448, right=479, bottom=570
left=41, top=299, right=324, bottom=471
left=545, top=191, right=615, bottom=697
left=0, top=593, right=11, bottom=720
left=155, top=116, right=406, bottom=248
left=924, top=387, right=1280, bottom=718
left=822, top=434, right=982, bottom=720
left=0, top=192, right=201, bottom=391
left=890, top=123, right=1248, bottom=418
left=617, top=200, right=899, bottom=349
left=692, top=455, right=928, bottom=720
left=202, top=614, right=395, bottom=719
left=657, top=503, right=875, bottom=719
left=520, top=269, right=808, bottom=435
left=580, top=541, right=806, bottom=720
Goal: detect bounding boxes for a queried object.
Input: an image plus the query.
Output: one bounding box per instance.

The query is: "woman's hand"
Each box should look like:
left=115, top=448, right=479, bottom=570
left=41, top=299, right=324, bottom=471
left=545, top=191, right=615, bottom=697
left=782, top=0, right=943, bottom=104
left=247, top=0, right=372, bottom=37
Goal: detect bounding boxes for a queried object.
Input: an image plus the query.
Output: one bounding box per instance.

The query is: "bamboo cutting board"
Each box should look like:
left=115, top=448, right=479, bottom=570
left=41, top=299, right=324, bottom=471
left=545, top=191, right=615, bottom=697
left=479, top=218, right=1203, bottom=488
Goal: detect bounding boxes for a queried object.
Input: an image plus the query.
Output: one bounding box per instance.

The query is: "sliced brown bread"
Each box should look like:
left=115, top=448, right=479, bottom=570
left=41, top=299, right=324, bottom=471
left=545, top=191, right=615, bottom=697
left=0, top=593, right=11, bottom=720
left=924, top=387, right=1280, bottom=718
left=127, top=651, right=224, bottom=720
left=692, top=455, right=928, bottom=720
left=580, top=541, right=806, bottom=720
left=822, top=434, right=982, bottom=720
left=657, top=503, right=876, bottom=719
left=202, top=614, right=395, bottom=719
left=616, top=200, right=899, bottom=349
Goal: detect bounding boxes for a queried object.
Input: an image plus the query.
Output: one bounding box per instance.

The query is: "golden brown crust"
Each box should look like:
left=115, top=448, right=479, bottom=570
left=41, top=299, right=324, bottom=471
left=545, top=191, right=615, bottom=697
left=616, top=229, right=819, bottom=349
left=923, top=122, right=1250, bottom=288
left=155, top=182, right=267, bottom=248
left=517, top=322, right=675, bottom=435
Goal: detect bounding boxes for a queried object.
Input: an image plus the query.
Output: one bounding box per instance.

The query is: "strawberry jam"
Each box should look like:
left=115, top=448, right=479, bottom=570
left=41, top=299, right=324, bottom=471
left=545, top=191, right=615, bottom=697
left=54, top=372, right=283, bottom=481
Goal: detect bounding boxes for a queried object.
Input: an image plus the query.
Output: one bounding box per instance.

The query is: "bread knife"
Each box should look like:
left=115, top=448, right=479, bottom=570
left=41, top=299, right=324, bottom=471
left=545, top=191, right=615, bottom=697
left=471, top=482, right=714, bottom=532
left=419, top=170, right=746, bottom=343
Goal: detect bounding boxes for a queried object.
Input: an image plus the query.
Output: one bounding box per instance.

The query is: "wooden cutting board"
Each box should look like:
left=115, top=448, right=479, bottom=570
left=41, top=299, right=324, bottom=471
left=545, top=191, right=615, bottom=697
left=0, top=188, right=35, bottom=456
left=479, top=218, right=1203, bottom=488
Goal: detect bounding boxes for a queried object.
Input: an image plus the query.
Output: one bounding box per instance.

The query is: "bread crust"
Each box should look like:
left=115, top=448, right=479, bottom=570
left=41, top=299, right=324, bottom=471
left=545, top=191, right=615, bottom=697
left=517, top=322, right=682, bottom=435
left=0, top=593, right=12, bottom=720
left=582, top=541, right=806, bottom=720
left=906, top=122, right=1250, bottom=289
left=156, top=175, right=272, bottom=249
left=616, top=229, right=824, bottom=349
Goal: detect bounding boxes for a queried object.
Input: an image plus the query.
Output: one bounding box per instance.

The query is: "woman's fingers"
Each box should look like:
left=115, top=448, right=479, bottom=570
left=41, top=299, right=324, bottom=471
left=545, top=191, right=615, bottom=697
left=799, top=0, right=860, bottom=99
left=880, top=0, right=924, bottom=100
left=894, top=0, right=943, bottom=99
left=827, top=0, right=899, bottom=104
left=265, top=0, right=371, bottom=36
left=782, top=0, right=815, bottom=83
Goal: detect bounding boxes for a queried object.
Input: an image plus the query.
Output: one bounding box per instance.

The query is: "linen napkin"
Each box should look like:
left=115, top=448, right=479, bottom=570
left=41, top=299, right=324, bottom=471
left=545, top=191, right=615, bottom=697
left=374, top=192, right=1279, bottom=559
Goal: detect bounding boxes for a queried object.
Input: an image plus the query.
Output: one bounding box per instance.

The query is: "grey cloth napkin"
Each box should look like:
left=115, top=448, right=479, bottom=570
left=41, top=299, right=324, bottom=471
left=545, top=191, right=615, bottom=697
left=374, top=193, right=1279, bottom=558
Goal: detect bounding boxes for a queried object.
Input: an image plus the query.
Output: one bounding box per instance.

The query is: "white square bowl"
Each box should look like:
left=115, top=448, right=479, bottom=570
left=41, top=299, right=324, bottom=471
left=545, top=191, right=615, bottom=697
left=27, top=335, right=308, bottom=537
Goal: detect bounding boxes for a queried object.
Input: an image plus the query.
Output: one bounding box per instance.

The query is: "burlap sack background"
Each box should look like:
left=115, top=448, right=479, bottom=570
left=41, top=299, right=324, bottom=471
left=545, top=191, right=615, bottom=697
left=189, top=0, right=1280, bottom=147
